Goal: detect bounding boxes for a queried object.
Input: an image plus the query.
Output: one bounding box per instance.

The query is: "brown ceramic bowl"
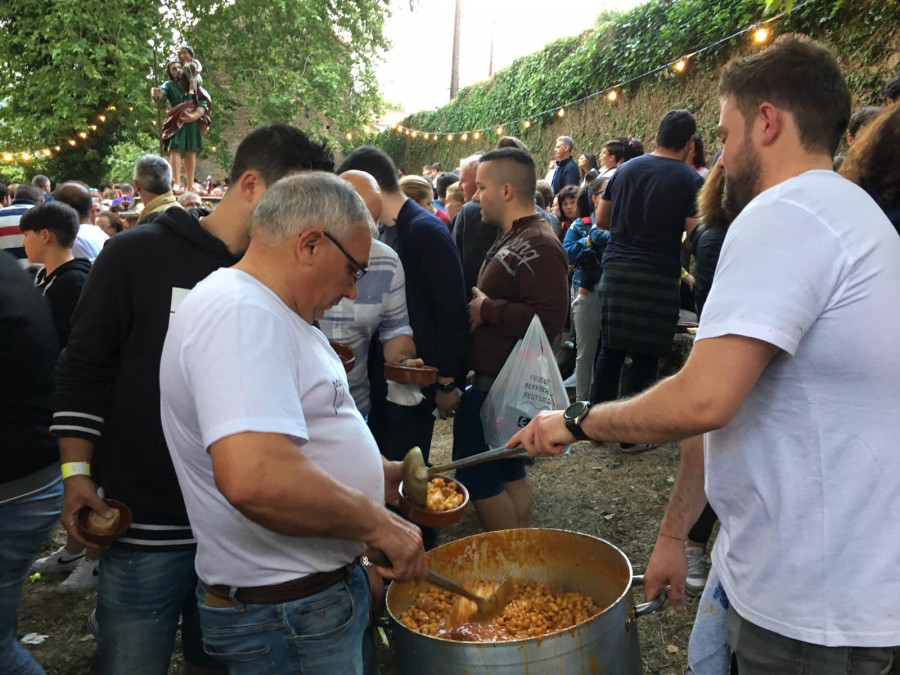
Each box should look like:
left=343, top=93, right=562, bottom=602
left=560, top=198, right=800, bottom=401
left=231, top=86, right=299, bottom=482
left=75, top=498, right=133, bottom=546
left=329, top=341, right=355, bottom=374
left=398, top=474, right=469, bottom=528
left=676, top=321, right=698, bottom=334
left=384, top=363, right=439, bottom=386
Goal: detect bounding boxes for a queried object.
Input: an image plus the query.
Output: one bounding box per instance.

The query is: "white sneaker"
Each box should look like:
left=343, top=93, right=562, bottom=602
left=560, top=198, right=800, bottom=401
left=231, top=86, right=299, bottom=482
left=57, top=559, right=99, bottom=593
left=685, top=546, right=711, bottom=596
left=87, top=608, right=99, bottom=638
left=32, top=546, right=84, bottom=574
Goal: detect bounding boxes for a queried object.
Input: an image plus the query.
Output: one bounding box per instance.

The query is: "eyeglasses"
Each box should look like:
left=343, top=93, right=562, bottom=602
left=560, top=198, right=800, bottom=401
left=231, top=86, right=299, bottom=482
left=322, top=231, right=368, bottom=285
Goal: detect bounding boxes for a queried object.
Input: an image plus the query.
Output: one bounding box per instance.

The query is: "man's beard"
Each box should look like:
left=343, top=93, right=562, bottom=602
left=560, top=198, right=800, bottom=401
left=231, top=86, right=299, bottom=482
left=723, top=141, right=762, bottom=216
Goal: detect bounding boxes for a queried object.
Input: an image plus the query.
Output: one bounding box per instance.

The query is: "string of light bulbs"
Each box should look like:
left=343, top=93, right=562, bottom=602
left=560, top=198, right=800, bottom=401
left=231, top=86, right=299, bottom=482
left=1, top=105, right=132, bottom=165
left=383, top=1, right=811, bottom=142
left=1, top=103, right=223, bottom=166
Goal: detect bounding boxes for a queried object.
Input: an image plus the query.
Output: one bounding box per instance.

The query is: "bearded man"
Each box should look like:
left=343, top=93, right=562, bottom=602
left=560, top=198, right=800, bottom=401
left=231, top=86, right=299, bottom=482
left=511, top=35, right=900, bottom=675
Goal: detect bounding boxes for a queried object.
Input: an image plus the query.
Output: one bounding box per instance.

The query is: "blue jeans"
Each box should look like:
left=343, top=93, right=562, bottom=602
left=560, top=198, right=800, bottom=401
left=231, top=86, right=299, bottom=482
left=0, top=477, right=62, bottom=675
left=97, top=546, right=221, bottom=674
left=197, top=565, right=371, bottom=674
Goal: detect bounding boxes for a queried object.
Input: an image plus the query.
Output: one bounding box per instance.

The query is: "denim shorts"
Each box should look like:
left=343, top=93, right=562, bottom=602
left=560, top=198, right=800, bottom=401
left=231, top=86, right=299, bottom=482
left=197, top=564, right=371, bottom=674
left=452, top=388, right=526, bottom=500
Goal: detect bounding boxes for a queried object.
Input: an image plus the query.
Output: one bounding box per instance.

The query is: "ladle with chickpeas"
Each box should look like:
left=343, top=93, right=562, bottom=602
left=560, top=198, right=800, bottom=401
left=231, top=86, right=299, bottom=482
left=402, top=445, right=527, bottom=507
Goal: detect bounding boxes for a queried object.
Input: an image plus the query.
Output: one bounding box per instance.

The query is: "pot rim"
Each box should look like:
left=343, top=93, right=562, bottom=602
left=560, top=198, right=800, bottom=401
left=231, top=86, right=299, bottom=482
left=384, top=527, right=635, bottom=645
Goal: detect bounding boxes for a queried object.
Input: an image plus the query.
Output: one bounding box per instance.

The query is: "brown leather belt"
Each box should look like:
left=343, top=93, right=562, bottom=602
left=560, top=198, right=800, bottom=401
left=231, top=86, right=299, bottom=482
left=202, top=560, right=357, bottom=606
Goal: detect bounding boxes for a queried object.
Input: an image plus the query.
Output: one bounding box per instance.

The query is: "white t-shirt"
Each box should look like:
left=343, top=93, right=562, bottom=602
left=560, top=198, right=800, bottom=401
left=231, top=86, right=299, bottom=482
left=160, top=268, right=385, bottom=586
left=697, top=170, right=900, bottom=647
left=72, top=223, right=108, bottom=262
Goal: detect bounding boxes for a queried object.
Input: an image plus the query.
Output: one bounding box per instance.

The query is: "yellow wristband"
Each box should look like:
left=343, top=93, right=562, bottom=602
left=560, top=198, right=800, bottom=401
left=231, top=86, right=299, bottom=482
left=680, top=269, right=689, bottom=280
left=61, top=461, right=91, bottom=480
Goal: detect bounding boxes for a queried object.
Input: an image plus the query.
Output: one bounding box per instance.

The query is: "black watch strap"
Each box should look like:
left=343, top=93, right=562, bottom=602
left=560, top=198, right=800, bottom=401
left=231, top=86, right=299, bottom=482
left=565, top=417, right=590, bottom=441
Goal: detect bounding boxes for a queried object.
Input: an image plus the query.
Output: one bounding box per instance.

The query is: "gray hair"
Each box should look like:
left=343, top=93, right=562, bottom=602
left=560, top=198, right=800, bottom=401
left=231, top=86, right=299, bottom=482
left=252, top=171, right=371, bottom=244
left=459, top=154, right=482, bottom=173
left=557, top=136, right=574, bottom=151
left=178, top=191, right=202, bottom=208
left=31, top=174, right=51, bottom=190
left=133, top=155, right=173, bottom=195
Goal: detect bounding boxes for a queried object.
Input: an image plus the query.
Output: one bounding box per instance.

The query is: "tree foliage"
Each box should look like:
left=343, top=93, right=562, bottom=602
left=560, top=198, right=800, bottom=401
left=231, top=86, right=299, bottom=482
left=0, top=0, right=391, bottom=182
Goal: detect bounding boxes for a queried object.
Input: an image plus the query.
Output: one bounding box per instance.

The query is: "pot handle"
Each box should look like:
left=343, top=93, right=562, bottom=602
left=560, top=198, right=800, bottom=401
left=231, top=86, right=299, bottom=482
left=631, top=575, right=667, bottom=618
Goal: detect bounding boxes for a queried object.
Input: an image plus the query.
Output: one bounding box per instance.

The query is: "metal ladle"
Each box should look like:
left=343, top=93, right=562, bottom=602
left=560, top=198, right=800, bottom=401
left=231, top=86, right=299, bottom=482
left=402, top=445, right=527, bottom=507
left=366, top=549, right=515, bottom=621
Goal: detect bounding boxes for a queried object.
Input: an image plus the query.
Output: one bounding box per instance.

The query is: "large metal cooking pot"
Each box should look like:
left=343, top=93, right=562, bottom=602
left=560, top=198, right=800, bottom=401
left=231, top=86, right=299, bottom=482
left=384, top=528, right=664, bottom=675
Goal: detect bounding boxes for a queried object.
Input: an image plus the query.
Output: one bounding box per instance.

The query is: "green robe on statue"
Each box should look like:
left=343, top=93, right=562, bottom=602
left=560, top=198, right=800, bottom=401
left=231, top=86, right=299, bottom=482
left=160, top=80, right=208, bottom=153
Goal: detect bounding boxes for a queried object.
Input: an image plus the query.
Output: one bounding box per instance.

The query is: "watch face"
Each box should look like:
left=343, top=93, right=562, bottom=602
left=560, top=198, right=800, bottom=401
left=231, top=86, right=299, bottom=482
left=565, top=401, right=589, bottom=421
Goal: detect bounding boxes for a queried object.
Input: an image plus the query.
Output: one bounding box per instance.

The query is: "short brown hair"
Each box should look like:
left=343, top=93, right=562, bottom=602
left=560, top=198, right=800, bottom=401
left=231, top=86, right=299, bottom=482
left=840, top=105, right=900, bottom=207
left=718, top=34, right=850, bottom=157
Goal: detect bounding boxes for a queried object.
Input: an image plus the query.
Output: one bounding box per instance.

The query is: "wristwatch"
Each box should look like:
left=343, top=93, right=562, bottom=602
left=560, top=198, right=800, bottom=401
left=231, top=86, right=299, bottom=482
left=435, top=380, right=456, bottom=393
left=564, top=401, right=592, bottom=441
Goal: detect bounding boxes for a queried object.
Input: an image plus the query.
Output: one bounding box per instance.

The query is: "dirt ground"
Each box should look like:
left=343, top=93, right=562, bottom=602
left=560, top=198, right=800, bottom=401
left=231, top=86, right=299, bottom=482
left=18, top=422, right=900, bottom=673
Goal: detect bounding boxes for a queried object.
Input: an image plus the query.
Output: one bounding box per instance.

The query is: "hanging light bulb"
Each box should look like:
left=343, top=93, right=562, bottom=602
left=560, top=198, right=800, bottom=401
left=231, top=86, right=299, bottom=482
left=607, top=90, right=618, bottom=102
left=461, top=132, right=469, bottom=141
left=54, top=145, right=61, bottom=152
left=473, top=131, right=481, bottom=140
left=68, top=139, right=77, bottom=146
left=523, top=120, right=531, bottom=129
left=754, top=27, right=769, bottom=43
left=424, top=133, right=430, bottom=139
left=78, top=131, right=88, bottom=139
left=345, top=132, right=353, bottom=141
left=20, top=152, right=31, bottom=160
left=557, top=108, right=565, bottom=117
left=98, top=115, right=107, bottom=122
left=674, top=59, right=687, bottom=74
left=42, top=148, right=51, bottom=157
left=211, top=146, right=218, bottom=152
left=2, top=153, right=13, bottom=162
left=411, top=130, right=418, bottom=138
left=363, top=125, right=371, bottom=134
left=496, top=126, right=503, bottom=136
left=447, top=134, right=454, bottom=142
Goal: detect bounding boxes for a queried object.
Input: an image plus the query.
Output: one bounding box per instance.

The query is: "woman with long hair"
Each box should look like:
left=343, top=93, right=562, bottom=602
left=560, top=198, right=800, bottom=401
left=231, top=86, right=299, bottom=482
left=840, top=105, right=900, bottom=234
left=577, top=152, right=598, bottom=186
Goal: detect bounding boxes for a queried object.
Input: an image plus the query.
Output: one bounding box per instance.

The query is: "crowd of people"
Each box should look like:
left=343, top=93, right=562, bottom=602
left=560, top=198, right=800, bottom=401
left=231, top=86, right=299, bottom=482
left=0, top=32, right=898, bottom=675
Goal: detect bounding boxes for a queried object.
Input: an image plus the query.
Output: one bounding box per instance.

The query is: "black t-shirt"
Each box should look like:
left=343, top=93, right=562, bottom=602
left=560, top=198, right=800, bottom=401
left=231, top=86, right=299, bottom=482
left=0, top=255, right=60, bottom=484
left=602, top=154, right=704, bottom=276
left=689, top=224, right=727, bottom=319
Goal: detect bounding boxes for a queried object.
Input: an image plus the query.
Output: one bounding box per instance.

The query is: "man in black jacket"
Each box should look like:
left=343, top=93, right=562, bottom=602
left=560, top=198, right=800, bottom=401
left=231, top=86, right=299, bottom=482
left=52, top=125, right=334, bottom=675
left=550, top=136, right=580, bottom=195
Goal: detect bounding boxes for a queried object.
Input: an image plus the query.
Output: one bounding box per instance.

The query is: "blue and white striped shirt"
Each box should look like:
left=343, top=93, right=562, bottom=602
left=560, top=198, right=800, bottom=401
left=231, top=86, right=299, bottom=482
left=320, top=239, right=413, bottom=417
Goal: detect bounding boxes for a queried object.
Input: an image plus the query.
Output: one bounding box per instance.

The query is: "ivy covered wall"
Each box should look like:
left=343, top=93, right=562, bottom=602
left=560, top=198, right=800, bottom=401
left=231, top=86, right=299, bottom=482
left=373, top=0, right=900, bottom=172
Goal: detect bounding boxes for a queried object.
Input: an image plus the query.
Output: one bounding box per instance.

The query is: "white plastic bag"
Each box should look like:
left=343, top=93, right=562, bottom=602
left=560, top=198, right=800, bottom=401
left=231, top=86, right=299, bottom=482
left=480, top=315, right=568, bottom=449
